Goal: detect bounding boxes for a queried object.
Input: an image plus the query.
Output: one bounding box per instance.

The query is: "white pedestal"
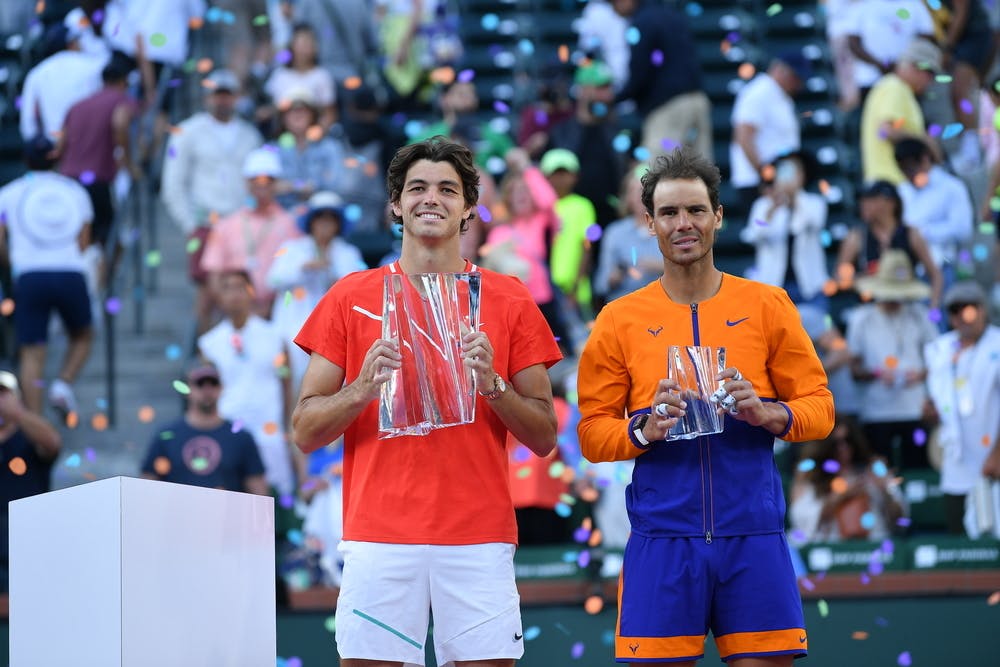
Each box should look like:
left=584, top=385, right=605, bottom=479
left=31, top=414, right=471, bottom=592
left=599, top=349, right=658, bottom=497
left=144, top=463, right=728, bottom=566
left=9, top=476, right=275, bottom=667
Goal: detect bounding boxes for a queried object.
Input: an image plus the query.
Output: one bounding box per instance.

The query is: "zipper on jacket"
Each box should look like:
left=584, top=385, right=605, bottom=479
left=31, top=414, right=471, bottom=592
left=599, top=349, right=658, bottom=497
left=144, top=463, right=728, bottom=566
left=690, top=303, right=700, bottom=345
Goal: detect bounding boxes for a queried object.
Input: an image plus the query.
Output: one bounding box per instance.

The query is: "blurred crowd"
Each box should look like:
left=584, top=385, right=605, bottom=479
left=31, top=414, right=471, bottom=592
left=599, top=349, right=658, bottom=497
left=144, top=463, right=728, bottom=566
left=2, top=0, right=1000, bottom=595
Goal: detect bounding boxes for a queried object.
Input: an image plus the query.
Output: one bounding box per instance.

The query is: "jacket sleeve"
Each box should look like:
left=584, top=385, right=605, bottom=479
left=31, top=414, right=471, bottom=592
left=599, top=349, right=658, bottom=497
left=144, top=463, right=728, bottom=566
left=576, top=305, right=648, bottom=462
left=766, top=290, right=835, bottom=442
left=160, top=128, right=198, bottom=234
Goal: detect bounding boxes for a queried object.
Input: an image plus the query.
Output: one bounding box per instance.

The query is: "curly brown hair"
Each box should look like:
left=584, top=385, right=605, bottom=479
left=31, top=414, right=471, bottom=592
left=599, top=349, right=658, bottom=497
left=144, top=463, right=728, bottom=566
left=386, top=136, right=480, bottom=234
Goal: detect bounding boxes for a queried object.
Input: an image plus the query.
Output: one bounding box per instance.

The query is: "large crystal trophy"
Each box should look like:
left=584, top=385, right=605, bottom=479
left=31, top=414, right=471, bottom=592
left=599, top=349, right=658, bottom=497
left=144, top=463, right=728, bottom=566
left=665, top=345, right=727, bottom=440
left=379, top=272, right=481, bottom=438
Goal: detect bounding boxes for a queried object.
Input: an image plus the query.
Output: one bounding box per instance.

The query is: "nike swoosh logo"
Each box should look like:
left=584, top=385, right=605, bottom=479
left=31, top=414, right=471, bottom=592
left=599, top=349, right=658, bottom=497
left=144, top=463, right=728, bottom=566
left=513, top=633, right=523, bottom=641
left=726, top=317, right=749, bottom=326
left=799, top=635, right=807, bottom=644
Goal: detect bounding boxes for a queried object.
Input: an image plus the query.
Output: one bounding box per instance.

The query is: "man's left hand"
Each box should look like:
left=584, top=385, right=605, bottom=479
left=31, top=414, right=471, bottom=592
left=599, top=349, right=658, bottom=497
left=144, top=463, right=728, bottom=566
left=462, top=329, right=497, bottom=389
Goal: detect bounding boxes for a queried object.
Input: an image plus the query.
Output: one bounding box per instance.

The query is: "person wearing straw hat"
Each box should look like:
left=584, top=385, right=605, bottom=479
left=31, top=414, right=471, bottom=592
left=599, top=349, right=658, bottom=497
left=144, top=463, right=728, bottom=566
left=846, top=249, right=939, bottom=469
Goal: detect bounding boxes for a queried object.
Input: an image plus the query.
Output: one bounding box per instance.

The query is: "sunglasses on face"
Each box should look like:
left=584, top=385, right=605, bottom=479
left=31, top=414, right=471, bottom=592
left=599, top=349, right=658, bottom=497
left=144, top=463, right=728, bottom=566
left=193, top=377, right=221, bottom=388
left=947, top=302, right=980, bottom=316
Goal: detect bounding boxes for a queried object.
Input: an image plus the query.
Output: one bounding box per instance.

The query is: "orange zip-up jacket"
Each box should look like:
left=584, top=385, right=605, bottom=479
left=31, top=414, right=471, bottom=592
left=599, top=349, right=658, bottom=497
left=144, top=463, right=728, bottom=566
left=577, top=275, right=834, bottom=539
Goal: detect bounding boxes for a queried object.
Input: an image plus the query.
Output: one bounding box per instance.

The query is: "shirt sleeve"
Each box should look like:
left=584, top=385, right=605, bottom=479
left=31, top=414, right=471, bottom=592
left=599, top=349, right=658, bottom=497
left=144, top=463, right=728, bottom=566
left=160, top=128, right=199, bottom=234
left=294, top=280, right=348, bottom=365
left=577, top=305, right=649, bottom=463
left=765, top=289, right=835, bottom=441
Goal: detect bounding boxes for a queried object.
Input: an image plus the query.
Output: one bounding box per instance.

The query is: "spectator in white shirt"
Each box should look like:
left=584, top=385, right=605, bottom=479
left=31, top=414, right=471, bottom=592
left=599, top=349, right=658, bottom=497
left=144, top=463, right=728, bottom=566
left=729, top=51, right=809, bottom=212
left=845, top=0, right=934, bottom=101
left=19, top=18, right=107, bottom=142
left=894, top=138, right=974, bottom=292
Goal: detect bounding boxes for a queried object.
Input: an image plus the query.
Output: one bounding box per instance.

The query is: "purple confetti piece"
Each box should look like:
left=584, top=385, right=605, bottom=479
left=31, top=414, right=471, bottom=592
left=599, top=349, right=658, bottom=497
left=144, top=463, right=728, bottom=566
left=457, top=68, right=475, bottom=83
left=875, top=616, right=889, bottom=627
left=92, top=9, right=104, bottom=24
left=14, top=95, right=22, bottom=110
left=231, top=419, right=244, bottom=433
left=928, top=308, right=942, bottom=324
left=815, top=571, right=827, bottom=581
left=651, top=50, right=664, bottom=66
left=573, top=526, right=591, bottom=543
left=881, top=539, right=894, bottom=554
left=927, top=123, right=942, bottom=138
left=799, top=577, right=815, bottom=591
left=571, top=642, right=585, bottom=659
left=287, top=658, right=302, bottom=667
left=726, top=31, right=741, bottom=44
left=279, top=494, right=295, bottom=509
left=80, top=170, right=96, bottom=185
left=534, top=109, right=549, bottom=126
left=85, top=447, right=97, bottom=462
left=960, top=99, right=974, bottom=115
left=897, top=651, right=912, bottom=666
left=913, top=428, right=927, bottom=446
left=493, top=100, right=510, bottom=113
left=790, top=529, right=806, bottom=542
left=274, top=49, right=292, bottom=65
left=822, top=459, right=840, bottom=474
left=104, top=297, right=122, bottom=315
left=167, top=145, right=177, bottom=158
left=896, top=516, right=912, bottom=527
left=754, top=218, right=769, bottom=226
left=659, top=137, right=680, bottom=152
left=577, top=550, right=591, bottom=568
left=860, top=573, right=870, bottom=585
left=513, top=445, right=532, bottom=463
left=868, top=557, right=884, bottom=576
left=585, top=224, right=603, bottom=242
left=477, top=204, right=492, bottom=223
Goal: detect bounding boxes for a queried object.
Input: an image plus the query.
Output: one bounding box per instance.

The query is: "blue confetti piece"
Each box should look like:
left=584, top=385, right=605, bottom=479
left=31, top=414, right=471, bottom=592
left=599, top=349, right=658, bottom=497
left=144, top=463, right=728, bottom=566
left=797, top=458, right=816, bottom=472
left=481, top=13, right=500, bottom=30
left=524, top=626, right=541, bottom=641
left=941, top=122, right=964, bottom=140
left=555, top=502, right=572, bottom=517
left=626, top=27, right=641, bottom=45
left=65, top=453, right=81, bottom=468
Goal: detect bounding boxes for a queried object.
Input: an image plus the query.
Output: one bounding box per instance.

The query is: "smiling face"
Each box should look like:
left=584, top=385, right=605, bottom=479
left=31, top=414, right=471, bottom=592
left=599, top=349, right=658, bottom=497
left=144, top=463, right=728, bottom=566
left=647, top=178, right=723, bottom=268
left=391, top=159, right=474, bottom=243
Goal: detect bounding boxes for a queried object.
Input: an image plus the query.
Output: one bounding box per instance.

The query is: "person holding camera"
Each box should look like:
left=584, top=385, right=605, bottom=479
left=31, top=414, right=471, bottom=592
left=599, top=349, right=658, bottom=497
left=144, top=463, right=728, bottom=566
left=740, top=150, right=830, bottom=308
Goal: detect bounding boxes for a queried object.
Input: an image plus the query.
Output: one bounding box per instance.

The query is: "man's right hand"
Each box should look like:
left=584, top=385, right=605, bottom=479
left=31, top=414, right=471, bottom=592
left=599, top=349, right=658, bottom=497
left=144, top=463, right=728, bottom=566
left=646, top=378, right=685, bottom=442
left=353, top=338, right=402, bottom=401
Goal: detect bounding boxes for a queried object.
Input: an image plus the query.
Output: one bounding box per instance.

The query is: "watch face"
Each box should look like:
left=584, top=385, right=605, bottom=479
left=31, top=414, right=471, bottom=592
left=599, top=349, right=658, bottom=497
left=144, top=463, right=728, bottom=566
left=496, top=376, right=507, bottom=393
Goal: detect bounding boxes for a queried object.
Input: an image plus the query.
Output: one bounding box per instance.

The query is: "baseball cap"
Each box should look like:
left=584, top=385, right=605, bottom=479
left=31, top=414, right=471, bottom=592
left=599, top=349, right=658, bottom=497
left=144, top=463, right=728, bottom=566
left=775, top=50, right=812, bottom=82
left=540, top=148, right=580, bottom=175
left=186, top=362, right=221, bottom=383
left=300, top=190, right=346, bottom=232
left=899, top=38, right=942, bottom=74
left=943, top=280, right=987, bottom=309
left=242, top=147, right=283, bottom=179
left=205, top=69, right=240, bottom=93
left=574, top=60, right=613, bottom=87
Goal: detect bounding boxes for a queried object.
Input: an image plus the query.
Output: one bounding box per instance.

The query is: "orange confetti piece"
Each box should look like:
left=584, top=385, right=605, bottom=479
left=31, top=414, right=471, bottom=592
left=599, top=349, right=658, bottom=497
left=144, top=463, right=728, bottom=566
left=292, top=286, right=307, bottom=301
left=579, top=486, right=599, bottom=503
left=343, top=76, right=362, bottom=90
left=137, top=406, right=156, bottom=423
left=738, top=62, right=756, bottom=80
left=66, top=411, right=79, bottom=429
left=588, top=528, right=603, bottom=547
left=760, top=164, right=776, bottom=182
left=430, top=67, right=456, bottom=85
left=829, top=336, right=848, bottom=351
left=35, top=1, right=45, bottom=15
left=363, top=161, right=379, bottom=177
left=344, top=156, right=360, bottom=169
left=208, top=210, right=220, bottom=225
left=818, top=179, right=830, bottom=195
left=558, top=44, right=569, bottom=62
left=851, top=631, right=869, bottom=640
left=9, top=456, right=27, bottom=475
left=831, top=477, right=848, bottom=494
left=988, top=591, right=1000, bottom=605
left=306, top=124, right=325, bottom=142
left=581, top=517, right=593, bottom=531
left=91, top=413, right=109, bottom=431
left=0, top=298, right=15, bottom=316
left=720, top=40, right=731, bottom=55
left=263, top=421, right=280, bottom=435
left=154, top=456, right=172, bottom=475
left=273, top=351, right=288, bottom=368
left=984, top=435, right=992, bottom=447
left=584, top=595, right=604, bottom=615
left=891, top=117, right=906, bottom=130
left=189, top=16, right=204, bottom=30
left=196, top=58, right=214, bottom=74
left=884, top=355, right=899, bottom=370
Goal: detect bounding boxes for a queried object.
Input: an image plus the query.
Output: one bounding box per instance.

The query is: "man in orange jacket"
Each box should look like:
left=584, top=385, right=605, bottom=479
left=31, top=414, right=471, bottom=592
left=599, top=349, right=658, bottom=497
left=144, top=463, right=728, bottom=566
left=577, top=146, right=834, bottom=665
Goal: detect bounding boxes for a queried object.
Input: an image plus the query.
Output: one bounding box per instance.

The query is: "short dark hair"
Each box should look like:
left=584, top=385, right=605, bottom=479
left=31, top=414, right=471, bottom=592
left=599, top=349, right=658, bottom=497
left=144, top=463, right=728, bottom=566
left=386, top=136, right=480, bottom=233
left=640, top=146, right=722, bottom=216
left=24, top=135, right=56, bottom=171
left=217, top=267, right=253, bottom=286
left=893, top=137, right=931, bottom=165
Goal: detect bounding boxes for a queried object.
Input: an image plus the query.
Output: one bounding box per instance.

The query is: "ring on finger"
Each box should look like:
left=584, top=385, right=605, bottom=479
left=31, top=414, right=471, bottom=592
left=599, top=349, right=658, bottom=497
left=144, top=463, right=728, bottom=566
left=654, top=402, right=669, bottom=417
left=720, top=394, right=737, bottom=411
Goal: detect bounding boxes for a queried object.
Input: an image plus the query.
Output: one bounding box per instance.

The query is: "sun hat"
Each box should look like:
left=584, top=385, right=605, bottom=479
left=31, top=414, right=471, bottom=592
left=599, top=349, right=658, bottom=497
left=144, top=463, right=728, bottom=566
left=242, top=147, right=283, bottom=179
left=540, top=148, right=580, bottom=175
left=299, top=190, right=346, bottom=233
left=854, top=249, right=931, bottom=302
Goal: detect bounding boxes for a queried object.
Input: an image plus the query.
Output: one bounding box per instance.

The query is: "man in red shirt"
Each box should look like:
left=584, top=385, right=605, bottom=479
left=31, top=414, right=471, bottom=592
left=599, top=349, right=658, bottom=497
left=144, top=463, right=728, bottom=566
left=292, top=137, right=562, bottom=666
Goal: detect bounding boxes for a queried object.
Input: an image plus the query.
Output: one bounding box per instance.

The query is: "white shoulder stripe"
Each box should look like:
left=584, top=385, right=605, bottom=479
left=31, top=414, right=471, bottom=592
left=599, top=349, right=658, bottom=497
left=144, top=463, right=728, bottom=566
left=352, top=305, right=382, bottom=321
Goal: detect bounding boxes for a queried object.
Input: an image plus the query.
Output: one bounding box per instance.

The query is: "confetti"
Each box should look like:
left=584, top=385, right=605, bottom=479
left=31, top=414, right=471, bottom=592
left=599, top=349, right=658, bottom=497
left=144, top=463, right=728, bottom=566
left=153, top=456, right=172, bottom=475
left=173, top=380, right=191, bottom=395
left=738, top=62, right=756, bottom=79
left=524, top=625, right=541, bottom=641
left=626, top=27, right=641, bottom=45
left=766, top=3, right=783, bottom=17
left=913, top=428, right=927, bottom=446
left=897, top=651, right=912, bottom=666
left=8, top=457, right=27, bottom=475
left=252, top=14, right=268, bottom=26
left=818, top=599, right=829, bottom=617
left=105, top=297, right=122, bottom=315
left=548, top=461, right=566, bottom=478
left=65, top=453, right=81, bottom=467
left=896, top=8, right=910, bottom=19
left=941, top=122, right=964, bottom=140
left=0, top=299, right=15, bottom=316
left=571, top=641, right=585, bottom=659
left=988, top=591, right=1000, bottom=606
left=80, top=170, right=96, bottom=185
left=585, top=224, right=603, bottom=242
left=822, top=459, right=840, bottom=474
left=480, top=13, right=499, bottom=30
left=91, top=414, right=108, bottom=431
left=852, top=631, right=869, bottom=640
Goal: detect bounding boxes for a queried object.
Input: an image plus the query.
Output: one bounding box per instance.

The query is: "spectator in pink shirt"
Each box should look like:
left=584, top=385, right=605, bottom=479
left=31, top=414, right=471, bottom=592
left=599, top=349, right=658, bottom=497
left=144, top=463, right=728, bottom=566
left=200, top=148, right=302, bottom=318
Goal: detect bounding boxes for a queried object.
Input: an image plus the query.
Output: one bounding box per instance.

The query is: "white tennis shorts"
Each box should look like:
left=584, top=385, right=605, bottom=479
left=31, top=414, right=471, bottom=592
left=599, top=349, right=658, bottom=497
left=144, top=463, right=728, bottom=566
left=334, top=541, right=524, bottom=666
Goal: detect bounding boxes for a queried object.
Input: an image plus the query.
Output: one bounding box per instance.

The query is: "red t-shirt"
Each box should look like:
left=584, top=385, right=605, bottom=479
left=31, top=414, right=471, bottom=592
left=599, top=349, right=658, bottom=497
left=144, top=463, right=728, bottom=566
left=295, top=262, right=562, bottom=545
